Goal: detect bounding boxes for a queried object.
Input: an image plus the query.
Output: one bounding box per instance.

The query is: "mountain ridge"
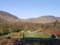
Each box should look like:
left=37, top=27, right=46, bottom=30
left=0, top=11, right=60, bottom=24
left=0, top=11, right=21, bottom=23
left=23, top=15, right=60, bottom=24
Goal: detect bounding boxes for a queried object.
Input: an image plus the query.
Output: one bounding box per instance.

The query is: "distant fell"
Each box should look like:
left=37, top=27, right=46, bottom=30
left=0, top=11, right=60, bottom=24
left=0, top=11, right=20, bottom=23
left=23, top=16, right=60, bottom=24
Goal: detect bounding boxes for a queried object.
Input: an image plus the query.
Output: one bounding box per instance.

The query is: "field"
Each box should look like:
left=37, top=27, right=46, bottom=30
left=24, top=32, right=51, bottom=38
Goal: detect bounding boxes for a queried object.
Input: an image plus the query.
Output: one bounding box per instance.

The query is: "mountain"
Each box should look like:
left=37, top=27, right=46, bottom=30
left=56, top=17, right=60, bottom=22
left=23, top=16, right=60, bottom=24
left=0, top=10, right=60, bottom=24
left=0, top=11, right=20, bottom=23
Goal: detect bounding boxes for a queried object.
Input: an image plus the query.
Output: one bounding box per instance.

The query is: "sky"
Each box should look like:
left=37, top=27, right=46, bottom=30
left=0, top=0, right=60, bottom=19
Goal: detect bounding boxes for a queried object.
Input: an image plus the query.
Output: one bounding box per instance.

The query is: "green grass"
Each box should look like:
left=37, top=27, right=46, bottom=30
left=24, top=32, right=51, bottom=38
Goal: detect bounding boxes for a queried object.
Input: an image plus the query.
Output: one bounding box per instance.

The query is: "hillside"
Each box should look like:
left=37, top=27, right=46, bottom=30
left=0, top=11, right=21, bottom=23
left=23, top=16, right=60, bottom=24
left=0, top=11, right=60, bottom=34
left=0, top=11, right=60, bottom=32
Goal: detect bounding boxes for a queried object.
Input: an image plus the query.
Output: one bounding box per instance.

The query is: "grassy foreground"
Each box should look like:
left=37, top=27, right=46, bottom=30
left=24, top=32, right=51, bottom=38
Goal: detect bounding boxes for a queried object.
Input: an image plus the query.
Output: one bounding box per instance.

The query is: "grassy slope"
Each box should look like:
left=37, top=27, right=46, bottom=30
left=24, top=32, right=51, bottom=38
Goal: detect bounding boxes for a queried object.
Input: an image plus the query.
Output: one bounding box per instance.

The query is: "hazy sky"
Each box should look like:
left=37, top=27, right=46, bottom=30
left=0, top=0, right=60, bottom=19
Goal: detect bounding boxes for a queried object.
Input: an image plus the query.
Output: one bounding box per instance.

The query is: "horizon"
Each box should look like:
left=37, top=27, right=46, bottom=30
left=0, top=10, right=60, bottom=19
left=0, top=0, right=60, bottom=19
